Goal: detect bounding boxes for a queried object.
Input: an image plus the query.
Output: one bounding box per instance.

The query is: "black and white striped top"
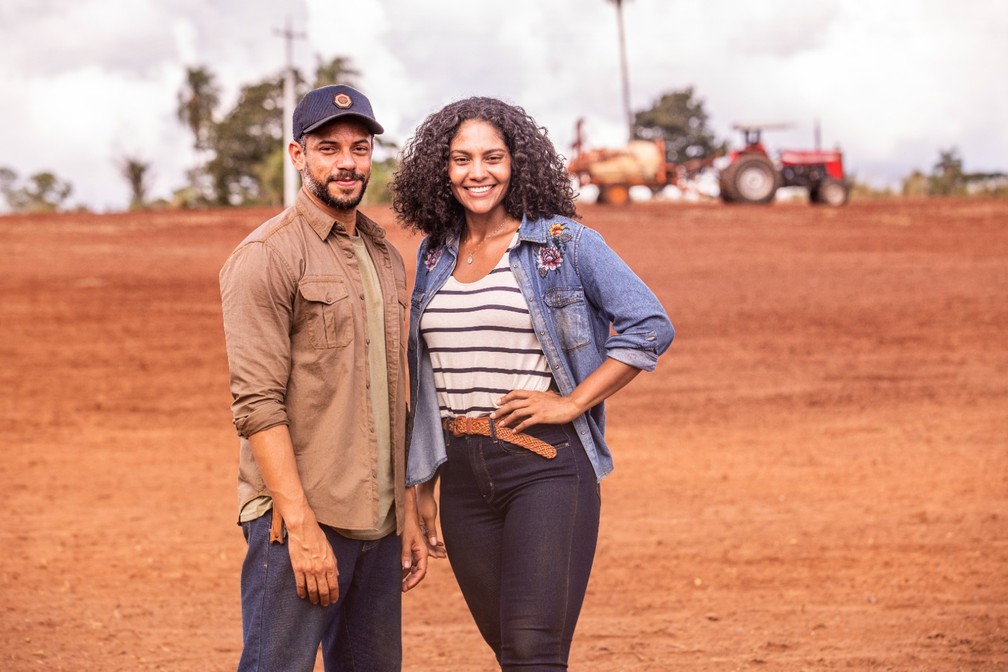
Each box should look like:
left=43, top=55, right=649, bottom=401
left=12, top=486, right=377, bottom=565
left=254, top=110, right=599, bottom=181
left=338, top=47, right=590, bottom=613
left=420, top=241, right=553, bottom=418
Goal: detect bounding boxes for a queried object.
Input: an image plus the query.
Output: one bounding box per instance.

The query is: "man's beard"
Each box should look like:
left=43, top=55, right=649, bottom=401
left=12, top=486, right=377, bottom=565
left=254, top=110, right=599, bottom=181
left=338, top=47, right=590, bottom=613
left=301, top=167, right=370, bottom=211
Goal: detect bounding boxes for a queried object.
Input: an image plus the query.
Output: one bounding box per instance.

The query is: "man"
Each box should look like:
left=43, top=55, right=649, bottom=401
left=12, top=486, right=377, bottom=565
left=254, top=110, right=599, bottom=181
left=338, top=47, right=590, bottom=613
left=220, top=85, right=427, bottom=672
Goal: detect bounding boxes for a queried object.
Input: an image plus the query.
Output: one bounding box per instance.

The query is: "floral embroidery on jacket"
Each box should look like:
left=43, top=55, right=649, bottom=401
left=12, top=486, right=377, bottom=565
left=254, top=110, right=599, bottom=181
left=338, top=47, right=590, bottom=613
left=423, top=245, right=443, bottom=272
left=536, top=223, right=573, bottom=277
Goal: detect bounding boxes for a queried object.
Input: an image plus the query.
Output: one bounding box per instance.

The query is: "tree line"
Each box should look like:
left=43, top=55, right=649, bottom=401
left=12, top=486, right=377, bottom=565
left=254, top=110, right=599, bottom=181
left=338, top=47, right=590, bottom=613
left=1, top=66, right=1004, bottom=213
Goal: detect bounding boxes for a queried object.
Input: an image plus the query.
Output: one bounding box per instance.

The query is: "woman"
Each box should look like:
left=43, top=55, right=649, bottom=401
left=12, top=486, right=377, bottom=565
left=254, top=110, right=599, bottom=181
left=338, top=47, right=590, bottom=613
left=391, top=97, right=674, bottom=670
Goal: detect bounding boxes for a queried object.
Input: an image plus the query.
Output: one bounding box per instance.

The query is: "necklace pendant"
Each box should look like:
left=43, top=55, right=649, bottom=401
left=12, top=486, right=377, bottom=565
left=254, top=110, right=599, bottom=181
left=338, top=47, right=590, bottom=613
left=466, top=254, right=474, bottom=264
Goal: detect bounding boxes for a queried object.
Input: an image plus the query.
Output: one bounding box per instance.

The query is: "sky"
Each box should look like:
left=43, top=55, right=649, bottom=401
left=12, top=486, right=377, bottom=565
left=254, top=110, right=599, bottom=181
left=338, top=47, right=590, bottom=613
left=1, top=0, right=1006, bottom=212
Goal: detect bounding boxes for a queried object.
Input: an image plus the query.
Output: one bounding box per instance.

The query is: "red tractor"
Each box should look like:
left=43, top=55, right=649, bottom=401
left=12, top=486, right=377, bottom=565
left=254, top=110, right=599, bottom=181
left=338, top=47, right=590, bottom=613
left=719, top=124, right=849, bottom=206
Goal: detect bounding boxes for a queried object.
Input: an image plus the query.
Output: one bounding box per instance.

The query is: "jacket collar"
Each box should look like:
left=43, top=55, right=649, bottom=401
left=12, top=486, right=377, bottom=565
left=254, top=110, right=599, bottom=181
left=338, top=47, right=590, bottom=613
left=295, top=189, right=386, bottom=242
left=517, top=214, right=567, bottom=245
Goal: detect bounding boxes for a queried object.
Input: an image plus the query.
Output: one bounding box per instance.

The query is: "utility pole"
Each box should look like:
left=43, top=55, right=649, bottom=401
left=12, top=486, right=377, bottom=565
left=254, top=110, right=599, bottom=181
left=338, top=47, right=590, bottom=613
left=274, top=17, right=306, bottom=208
left=611, top=0, right=634, bottom=142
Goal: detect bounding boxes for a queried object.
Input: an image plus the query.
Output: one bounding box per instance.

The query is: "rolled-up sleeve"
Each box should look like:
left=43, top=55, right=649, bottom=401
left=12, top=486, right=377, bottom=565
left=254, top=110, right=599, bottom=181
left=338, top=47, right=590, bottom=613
left=219, top=241, right=295, bottom=438
left=575, top=228, right=674, bottom=372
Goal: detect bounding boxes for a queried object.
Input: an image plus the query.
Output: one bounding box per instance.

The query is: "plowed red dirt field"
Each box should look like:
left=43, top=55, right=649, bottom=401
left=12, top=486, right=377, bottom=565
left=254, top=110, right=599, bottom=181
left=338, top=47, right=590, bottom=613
left=2, top=198, right=1006, bottom=671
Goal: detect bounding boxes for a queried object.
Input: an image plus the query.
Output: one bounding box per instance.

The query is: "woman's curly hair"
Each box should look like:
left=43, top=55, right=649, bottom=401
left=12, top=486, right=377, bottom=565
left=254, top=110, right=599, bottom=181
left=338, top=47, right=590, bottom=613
left=391, top=97, right=578, bottom=249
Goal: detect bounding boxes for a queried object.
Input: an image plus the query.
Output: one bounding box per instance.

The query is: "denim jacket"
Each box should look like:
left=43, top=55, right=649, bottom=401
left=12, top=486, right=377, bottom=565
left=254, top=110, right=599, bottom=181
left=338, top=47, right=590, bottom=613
left=406, top=214, right=674, bottom=486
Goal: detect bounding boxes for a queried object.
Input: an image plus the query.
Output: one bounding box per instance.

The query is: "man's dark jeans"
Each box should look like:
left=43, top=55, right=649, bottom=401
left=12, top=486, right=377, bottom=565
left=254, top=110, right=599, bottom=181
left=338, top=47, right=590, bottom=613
left=237, top=511, right=401, bottom=672
left=439, top=421, right=601, bottom=671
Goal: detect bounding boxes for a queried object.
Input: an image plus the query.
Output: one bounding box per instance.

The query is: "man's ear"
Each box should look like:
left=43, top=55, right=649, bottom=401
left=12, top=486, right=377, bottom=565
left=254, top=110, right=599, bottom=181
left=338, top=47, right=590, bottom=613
left=288, top=139, right=305, bottom=170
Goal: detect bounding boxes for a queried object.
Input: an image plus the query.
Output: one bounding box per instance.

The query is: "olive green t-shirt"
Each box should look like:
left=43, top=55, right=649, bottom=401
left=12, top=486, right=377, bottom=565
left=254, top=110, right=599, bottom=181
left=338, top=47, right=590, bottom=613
left=338, top=232, right=395, bottom=540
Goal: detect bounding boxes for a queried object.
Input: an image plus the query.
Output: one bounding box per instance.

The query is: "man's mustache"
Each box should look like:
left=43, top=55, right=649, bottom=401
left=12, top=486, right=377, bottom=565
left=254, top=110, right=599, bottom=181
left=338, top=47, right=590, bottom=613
left=328, top=171, right=365, bottom=183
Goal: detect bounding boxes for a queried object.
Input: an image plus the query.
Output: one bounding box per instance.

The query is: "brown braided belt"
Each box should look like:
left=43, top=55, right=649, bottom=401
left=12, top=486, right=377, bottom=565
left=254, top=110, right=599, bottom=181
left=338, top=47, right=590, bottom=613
left=443, top=416, right=557, bottom=459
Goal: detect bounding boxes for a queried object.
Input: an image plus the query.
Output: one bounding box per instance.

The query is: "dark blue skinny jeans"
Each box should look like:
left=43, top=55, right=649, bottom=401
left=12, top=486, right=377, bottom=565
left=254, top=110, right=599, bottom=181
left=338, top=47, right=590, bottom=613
left=439, top=421, right=601, bottom=671
left=237, top=510, right=402, bottom=672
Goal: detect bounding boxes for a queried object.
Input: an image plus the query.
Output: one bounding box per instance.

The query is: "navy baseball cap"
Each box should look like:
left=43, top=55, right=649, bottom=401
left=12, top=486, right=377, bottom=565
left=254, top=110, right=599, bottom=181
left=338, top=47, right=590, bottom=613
left=292, top=85, right=384, bottom=139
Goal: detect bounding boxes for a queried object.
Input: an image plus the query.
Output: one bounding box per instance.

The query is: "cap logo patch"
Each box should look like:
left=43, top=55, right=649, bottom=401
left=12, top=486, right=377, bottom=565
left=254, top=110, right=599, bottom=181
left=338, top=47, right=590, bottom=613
left=334, top=93, right=353, bottom=109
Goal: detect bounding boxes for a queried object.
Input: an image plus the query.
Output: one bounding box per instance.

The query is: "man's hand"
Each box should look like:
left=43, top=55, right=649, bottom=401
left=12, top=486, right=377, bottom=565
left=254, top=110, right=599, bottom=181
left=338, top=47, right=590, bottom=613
left=285, top=515, right=339, bottom=606
left=247, top=426, right=341, bottom=605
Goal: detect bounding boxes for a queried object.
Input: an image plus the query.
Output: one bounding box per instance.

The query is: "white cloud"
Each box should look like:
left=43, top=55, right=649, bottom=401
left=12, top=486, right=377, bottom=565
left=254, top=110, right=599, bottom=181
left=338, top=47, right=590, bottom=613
left=0, top=0, right=1005, bottom=210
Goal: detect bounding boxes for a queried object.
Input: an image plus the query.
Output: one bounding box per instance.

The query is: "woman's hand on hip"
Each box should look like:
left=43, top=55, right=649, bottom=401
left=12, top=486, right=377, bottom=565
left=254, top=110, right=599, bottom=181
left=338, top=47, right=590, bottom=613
left=493, top=359, right=643, bottom=433
left=491, top=390, right=582, bottom=433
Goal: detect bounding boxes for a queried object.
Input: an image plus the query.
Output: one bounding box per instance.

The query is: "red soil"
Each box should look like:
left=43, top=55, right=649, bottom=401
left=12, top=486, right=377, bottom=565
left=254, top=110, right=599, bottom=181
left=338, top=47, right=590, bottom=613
left=2, top=198, right=1005, bottom=671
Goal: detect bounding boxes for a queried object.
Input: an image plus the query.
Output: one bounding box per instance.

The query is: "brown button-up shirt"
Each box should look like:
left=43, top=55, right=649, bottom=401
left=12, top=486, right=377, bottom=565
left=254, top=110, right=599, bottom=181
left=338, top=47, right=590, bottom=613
left=220, top=190, right=408, bottom=533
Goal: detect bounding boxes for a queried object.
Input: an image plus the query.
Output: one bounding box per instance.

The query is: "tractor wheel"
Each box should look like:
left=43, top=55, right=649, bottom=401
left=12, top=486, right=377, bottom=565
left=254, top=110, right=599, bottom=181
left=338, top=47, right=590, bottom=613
left=812, top=178, right=849, bottom=207
left=597, top=184, right=630, bottom=206
left=720, top=155, right=779, bottom=204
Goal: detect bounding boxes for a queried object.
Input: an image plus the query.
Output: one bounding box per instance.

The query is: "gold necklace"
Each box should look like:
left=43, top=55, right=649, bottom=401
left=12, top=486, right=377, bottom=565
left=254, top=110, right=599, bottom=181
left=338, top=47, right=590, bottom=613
left=463, top=220, right=514, bottom=264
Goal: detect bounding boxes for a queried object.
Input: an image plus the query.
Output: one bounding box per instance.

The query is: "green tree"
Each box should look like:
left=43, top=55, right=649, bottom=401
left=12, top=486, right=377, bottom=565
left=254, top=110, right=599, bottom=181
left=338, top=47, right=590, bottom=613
left=0, top=168, right=73, bottom=212
left=0, top=166, right=17, bottom=209
left=313, top=55, right=360, bottom=87
left=633, top=87, right=725, bottom=162
left=963, top=170, right=1008, bottom=197
left=902, top=169, right=930, bottom=197
left=364, top=157, right=398, bottom=205
left=118, top=157, right=152, bottom=210
left=206, top=76, right=287, bottom=205
left=177, top=66, right=221, bottom=154
left=929, top=147, right=965, bottom=196
left=177, top=66, right=221, bottom=204
left=254, top=147, right=287, bottom=206
left=25, top=172, right=73, bottom=211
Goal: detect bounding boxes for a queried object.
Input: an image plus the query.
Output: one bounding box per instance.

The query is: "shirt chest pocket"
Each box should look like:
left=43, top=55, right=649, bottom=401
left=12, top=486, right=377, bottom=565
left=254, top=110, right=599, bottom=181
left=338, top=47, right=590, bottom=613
left=543, top=286, right=590, bottom=351
left=298, top=279, right=353, bottom=349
